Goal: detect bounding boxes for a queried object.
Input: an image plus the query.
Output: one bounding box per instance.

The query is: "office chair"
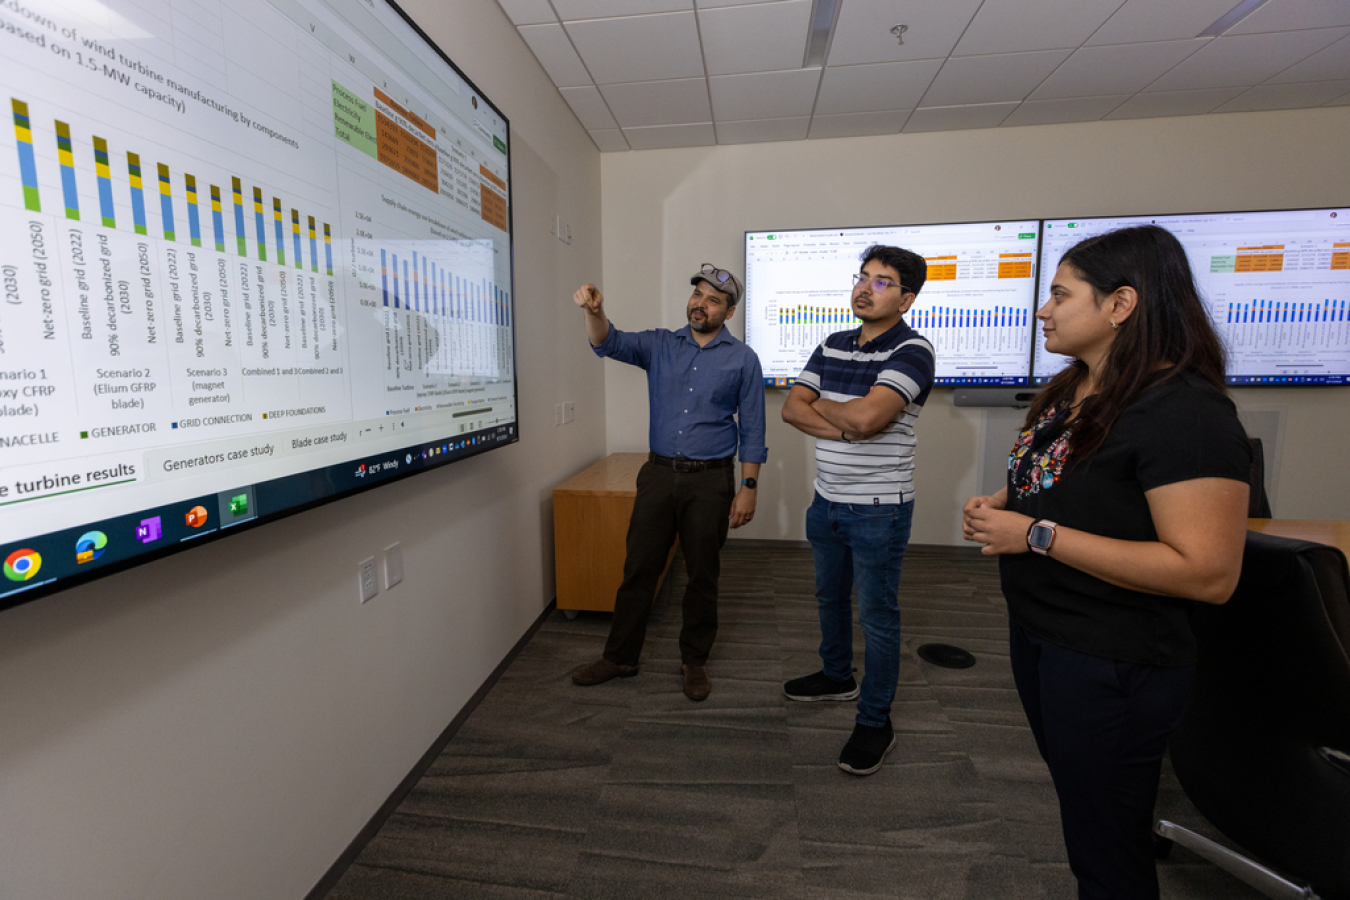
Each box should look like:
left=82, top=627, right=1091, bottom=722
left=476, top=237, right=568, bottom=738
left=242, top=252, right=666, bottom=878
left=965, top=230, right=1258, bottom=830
left=1156, top=531, right=1350, bottom=899
left=1248, top=437, right=1273, bottom=518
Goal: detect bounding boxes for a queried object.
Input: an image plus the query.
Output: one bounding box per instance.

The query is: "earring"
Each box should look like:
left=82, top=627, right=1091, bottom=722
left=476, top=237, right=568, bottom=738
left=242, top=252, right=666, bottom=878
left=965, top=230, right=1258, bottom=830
left=1110, top=320, right=1118, bottom=330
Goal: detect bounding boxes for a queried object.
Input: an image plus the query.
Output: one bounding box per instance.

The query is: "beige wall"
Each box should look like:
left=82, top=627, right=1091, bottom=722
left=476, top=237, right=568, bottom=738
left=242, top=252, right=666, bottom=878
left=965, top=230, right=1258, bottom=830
left=598, top=107, right=1350, bottom=545
left=0, top=2, right=605, bottom=898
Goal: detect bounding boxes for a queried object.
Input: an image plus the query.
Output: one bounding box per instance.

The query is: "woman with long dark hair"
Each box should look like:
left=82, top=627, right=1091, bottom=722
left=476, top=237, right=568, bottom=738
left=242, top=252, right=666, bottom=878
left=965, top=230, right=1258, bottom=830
left=963, top=225, right=1251, bottom=899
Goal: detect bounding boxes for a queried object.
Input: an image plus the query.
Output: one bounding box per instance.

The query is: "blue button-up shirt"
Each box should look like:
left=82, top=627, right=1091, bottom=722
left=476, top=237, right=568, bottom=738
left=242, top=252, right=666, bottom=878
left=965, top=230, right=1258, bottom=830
left=593, top=322, right=767, bottom=463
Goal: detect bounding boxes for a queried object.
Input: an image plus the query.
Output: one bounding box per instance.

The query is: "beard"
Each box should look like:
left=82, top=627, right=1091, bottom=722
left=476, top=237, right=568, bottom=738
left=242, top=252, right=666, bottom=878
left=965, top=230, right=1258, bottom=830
left=688, top=309, right=723, bottom=333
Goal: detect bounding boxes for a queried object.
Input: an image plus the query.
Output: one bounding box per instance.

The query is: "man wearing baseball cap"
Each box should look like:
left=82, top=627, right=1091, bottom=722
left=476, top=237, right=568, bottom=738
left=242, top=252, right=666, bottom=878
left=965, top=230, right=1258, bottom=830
left=570, top=264, right=767, bottom=701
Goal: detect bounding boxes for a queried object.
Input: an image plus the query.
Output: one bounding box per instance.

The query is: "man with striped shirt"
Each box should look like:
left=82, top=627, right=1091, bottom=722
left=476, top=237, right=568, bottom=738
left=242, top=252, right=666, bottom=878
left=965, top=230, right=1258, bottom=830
left=781, top=244, right=935, bottom=776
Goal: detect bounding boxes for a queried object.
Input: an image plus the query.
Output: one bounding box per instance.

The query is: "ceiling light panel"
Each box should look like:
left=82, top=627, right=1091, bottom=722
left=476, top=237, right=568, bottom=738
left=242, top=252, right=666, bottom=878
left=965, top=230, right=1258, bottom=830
left=700, top=0, right=813, bottom=77
left=826, top=0, right=984, bottom=67
left=952, top=0, right=1126, bottom=57
left=565, top=11, right=706, bottom=83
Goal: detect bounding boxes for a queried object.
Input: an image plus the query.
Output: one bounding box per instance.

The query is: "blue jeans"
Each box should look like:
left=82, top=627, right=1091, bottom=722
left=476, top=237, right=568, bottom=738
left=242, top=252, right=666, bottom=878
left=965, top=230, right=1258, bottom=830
left=806, top=492, right=914, bottom=728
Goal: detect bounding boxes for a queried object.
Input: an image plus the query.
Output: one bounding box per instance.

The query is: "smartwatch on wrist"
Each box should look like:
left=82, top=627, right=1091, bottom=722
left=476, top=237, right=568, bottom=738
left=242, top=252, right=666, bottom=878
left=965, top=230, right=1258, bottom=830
left=741, top=477, right=757, bottom=489
left=1027, top=519, right=1058, bottom=556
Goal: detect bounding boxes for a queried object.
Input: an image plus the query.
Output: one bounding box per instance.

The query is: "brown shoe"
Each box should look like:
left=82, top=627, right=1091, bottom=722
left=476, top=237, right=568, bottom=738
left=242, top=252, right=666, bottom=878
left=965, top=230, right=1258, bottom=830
left=682, top=664, right=711, bottom=702
left=571, top=657, right=638, bottom=686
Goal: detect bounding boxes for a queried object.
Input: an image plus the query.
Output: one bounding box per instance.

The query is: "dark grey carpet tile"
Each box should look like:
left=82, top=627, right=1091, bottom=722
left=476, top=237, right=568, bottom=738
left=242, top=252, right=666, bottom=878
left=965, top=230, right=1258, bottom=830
left=332, top=814, right=582, bottom=896
left=328, top=544, right=1250, bottom=900
left=330, top=862, right=572, bottom=900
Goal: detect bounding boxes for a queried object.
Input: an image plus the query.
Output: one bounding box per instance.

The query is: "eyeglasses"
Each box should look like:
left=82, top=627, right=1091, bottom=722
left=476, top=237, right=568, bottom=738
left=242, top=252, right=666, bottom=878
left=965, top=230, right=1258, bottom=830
left=700, top=263, right=740, bottom=294
left=852, top=273, right=904, bottom=293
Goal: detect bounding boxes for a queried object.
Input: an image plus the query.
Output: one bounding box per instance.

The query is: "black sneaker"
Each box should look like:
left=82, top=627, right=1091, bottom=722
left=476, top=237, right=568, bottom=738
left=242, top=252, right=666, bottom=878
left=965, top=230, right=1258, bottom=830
left=783, top=670, right=860, bottom=702
left=838, top=718, right=896, bottom=776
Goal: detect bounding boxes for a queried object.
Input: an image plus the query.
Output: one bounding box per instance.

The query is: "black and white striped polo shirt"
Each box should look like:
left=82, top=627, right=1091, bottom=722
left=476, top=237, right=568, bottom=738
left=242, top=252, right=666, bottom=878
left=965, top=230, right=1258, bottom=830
left=795, top=319, right=935, bottom=505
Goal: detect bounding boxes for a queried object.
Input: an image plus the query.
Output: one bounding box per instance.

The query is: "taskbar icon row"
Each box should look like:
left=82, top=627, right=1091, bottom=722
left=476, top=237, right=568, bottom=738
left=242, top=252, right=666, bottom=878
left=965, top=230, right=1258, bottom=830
left=1, top=487, right=259, bottom=596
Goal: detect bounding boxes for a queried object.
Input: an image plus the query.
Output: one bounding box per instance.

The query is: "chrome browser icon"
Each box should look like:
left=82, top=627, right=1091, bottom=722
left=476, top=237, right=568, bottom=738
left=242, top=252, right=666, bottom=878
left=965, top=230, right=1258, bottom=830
left=4, top=548, right=42, bottom=581
left=76, top=531, right=108, bottom=564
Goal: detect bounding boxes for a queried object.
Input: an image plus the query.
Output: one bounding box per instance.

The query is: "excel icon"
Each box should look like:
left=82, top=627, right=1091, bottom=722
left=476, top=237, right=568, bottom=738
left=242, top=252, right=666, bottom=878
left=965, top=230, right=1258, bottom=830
left=229, top=494, right=248, bottom=516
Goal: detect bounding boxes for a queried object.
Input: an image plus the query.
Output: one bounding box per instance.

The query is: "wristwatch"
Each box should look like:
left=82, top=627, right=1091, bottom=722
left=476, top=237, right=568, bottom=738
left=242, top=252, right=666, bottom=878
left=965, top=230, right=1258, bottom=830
left=1027, top=519, right=1058, bottom=556
left=741, top=477, right=757, bottom=489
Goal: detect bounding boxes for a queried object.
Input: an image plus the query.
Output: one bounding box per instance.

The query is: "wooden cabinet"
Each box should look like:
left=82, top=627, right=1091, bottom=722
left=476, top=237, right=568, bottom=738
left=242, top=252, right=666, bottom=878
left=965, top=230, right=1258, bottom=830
left=554, top=452, right=671, bottom=613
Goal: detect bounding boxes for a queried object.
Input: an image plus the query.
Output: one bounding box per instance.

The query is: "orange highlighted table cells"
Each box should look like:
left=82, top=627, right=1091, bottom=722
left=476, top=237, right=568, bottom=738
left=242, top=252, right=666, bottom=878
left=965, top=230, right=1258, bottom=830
left=1333, top=243, right=1350, bottom=270
left=925, top=255, right=957, bottom=281
left=1234, top=245, right=1285, bottom=273
left=998, top=252, right=1033, bottom=278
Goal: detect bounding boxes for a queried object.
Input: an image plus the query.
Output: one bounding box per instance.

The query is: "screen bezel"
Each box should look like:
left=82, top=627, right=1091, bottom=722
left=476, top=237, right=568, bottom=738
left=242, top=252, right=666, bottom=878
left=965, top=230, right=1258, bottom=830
left=0, top=0, right=519, bottom=613
left=742, top=217, right=1044, bottom=389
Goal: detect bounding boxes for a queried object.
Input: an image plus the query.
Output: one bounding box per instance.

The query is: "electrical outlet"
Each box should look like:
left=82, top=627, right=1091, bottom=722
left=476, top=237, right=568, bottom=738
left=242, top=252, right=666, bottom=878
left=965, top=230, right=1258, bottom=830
left=562, top=400, right=575, bottom=424
left=383, top=542, right=404, bottom=588
left=358, top=557, right=378, bottom=603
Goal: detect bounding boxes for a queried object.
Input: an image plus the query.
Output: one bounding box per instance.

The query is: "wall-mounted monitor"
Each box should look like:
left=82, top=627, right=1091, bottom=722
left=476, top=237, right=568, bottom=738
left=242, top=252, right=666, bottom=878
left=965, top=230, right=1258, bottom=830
left=0, top=0, right=517, bottom=610
left=744, top=220, right=1042, bottom=387
left=1035, top=208, right=1350, bottom=385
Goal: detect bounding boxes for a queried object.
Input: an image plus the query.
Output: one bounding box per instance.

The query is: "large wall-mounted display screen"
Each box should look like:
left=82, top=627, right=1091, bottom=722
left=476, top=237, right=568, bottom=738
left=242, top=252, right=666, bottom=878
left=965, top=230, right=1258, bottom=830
left=0, top=0, right=517, bottom=608
left=744, top=221, right=1042, bottom=387
left=1036, top=208, right=1350, bottom=384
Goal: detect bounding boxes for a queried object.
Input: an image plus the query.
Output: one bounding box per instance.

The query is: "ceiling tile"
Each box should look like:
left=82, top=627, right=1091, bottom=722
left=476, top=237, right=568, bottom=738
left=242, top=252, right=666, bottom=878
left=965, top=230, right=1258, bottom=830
left=599, top=78, right=712, bottom=126
left=1268, top=35, right=1350, bottom=83
left=1087, top=0, right=1245, bottom=45
left=623, top=122, right=717, bottom=149
left=699, top=0, right=812, bottom=76
left=518, top=23, right=594, bottom=87
left=497, top=0, right=556, bottom=25
left=554, top=0, right=691, bottom=20
left=1002, top=95, right=1130, bottom=126
left=560, top=85, right=619, bottom=129
left=1227, top=0, right=1350, bottom=35
left=717, top=117, right=811, bottom=143
left=919, top=50, right=1072, bottom=106
left=708, top=68, right=821, bottom=120
left=1324, top=89, right=1350, bottom=106
left=1147, top=28, right=1350, bottom=91
left=696, top=0, right=784, bottom=8
left=807, top=109, right=910, bottom=138
left=826, top=0, right=984, bottom=67
left=814, top=59, right=943, bottom=114
left=953, top=0, right=1126, bottom=56
left=565, top=12, right=705, bottom=84
left=1031, top=40, right=1207, bottom=100
left=1215, top=79, right=1350, bottom=112
left=1104, top=87, right=1245, bottom=119
left=589, top=128, right=631, bottom=151
left=903, top=102, right=1019, bottom=132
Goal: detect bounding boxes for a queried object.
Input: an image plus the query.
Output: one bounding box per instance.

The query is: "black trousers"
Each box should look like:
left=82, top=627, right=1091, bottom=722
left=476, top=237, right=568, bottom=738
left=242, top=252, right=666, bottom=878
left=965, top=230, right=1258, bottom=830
left=1010, top=619, right=1195, bottom=900
left=603, top=461, right=734, bottom=668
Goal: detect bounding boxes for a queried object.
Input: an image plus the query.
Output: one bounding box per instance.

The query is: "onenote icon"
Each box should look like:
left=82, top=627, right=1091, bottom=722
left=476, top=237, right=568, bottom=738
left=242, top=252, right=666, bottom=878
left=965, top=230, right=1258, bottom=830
left=136, top=516, right=163, bottom=543
left=186, top=506, right=209, bottom=528
left=76, top=531, right=108, bottom=564
left=4, top=548, right=42, bottom=581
